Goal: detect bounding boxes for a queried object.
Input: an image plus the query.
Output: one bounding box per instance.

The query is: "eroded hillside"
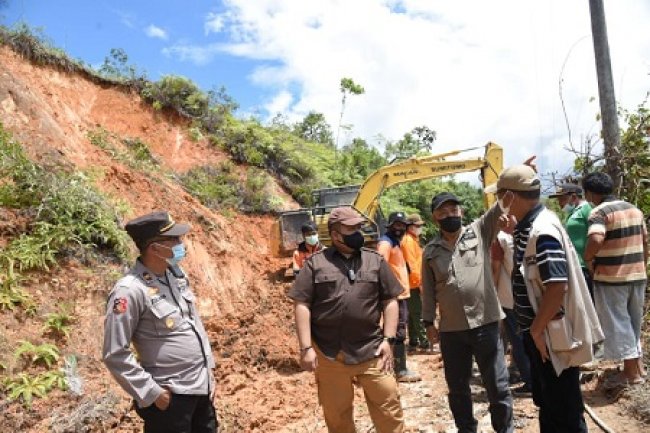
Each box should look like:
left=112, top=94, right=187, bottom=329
left=1, top=42, right=649, bottom=433
left=0, top=44, right=315, bottom=432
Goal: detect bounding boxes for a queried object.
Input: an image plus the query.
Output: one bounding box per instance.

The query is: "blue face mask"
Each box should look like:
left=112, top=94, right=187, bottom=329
left=156, top=242, right=186, bottom=266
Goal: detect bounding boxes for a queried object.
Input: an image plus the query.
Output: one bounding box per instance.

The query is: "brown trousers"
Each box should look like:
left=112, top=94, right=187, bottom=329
left=314, top=348, right=404, bottom=433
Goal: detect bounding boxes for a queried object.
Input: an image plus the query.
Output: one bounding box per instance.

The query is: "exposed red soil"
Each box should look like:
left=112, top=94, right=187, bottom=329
left=0, top=45, right=647, bottom=433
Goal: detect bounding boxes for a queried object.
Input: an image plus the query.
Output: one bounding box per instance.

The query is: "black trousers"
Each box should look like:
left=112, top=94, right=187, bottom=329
left=135, top=394, right=218, bottom=433
left=523, top=332, right=587, bottom=433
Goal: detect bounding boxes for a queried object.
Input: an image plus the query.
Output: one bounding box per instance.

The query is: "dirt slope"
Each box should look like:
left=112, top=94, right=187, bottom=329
left=0, top=45, right=647, bottom=433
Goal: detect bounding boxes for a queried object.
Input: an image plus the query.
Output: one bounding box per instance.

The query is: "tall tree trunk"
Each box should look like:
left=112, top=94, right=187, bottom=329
left=589, top=0, right=621, bottom=189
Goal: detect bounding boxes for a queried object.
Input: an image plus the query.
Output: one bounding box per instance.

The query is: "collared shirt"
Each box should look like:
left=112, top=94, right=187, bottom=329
left=565, top=201, right=592, bottom=267
left=401, top=232, right=423, bottom=289
left=288, top=247, right=403, bottom=364
left=102, top=260, right=215, bottom=408
left=421, top=204, right=504, bottom=332
left=588, top=197, right=647, bottom=284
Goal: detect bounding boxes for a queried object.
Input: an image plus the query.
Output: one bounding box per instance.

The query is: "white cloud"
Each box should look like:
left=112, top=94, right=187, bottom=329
left=265, top=90, right=294, bottom=116
left=205, top=12, right=226, bottom=35
left=162, top=42, right=222, bottom=66
left=211, top=0, right=650, bottom=180
left=145, top=24, right=168, bottom=40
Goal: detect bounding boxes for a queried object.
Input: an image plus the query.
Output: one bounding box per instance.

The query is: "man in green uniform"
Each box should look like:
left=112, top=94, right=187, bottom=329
left=549, top=183, right=593, bottom=297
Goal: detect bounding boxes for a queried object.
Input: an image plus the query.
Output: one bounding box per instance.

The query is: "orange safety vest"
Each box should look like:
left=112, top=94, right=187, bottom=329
left=377, top=235, right=410, bottom=300
left=400, top=232, right=422, bottom=289
left=292, top=242, right=323, bottom=272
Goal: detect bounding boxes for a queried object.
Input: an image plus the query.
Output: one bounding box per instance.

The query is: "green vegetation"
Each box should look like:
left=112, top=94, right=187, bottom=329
left=181, top=162, right=241, bottom=210
left=2, top=370, right=67, bottom=407
left=42, top=306, right=75, bottom=339
left=0, top=265, right=35, bottom=313
left=14, top=340, right=60, bottom=368
left=87, top=127, right=159, bottom=171
left=181, top=162, right=282, bottom=213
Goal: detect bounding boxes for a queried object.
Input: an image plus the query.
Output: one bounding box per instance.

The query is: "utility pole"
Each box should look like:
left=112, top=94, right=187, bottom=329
left=589, top=0, right=621, bottom=189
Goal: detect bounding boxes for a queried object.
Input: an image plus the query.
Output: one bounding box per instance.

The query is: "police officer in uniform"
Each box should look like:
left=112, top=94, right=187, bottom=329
left=102, top=211, right=217, bottom=433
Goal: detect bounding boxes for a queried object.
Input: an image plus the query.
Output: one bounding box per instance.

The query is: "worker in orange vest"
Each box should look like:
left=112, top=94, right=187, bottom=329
left=401, top=213, right=429, bottom=353
left=378, top=212, right=421, bottom=382
left=292, top=222, right=324, bottom=276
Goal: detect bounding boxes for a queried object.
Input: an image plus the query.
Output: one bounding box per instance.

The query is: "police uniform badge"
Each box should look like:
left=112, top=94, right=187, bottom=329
left=148, top=287, right=159, bottom=296
left=142, top=272, right=154, bottom=282
left=113, top=297, right=127, bottom=314
left=165, top=317, right=175, bottom=329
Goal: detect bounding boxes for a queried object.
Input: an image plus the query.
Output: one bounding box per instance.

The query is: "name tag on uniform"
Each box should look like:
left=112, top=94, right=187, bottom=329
left=461, top=228, right=477, bottom=241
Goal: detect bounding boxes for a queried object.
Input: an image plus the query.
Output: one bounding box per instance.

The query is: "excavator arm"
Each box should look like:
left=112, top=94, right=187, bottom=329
left=271, top=142, right=503, bottom=258
left=353, top=142, right=503, bottom=219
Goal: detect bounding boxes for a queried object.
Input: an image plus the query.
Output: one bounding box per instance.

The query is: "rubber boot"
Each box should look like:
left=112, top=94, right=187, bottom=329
left=393, top=342, right=421, bottom=383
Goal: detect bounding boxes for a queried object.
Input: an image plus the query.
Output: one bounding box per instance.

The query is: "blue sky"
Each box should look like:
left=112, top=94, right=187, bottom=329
left=2, top=1, right=649, bottom=182
left=1, top=0, right=263, bottom=109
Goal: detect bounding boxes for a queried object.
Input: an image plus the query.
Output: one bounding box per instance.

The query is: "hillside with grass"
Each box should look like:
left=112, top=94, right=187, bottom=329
left=1, top=24, right=648, bottom=433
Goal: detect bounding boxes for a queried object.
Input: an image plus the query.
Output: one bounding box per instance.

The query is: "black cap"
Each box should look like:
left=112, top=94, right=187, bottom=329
left=125, top=211, right=190, bottom=248
left=431, top=192, right=461, bottom=212
left=549, top=183, right=582, bottom=198
left=386, top=211, right=408, bottom=227
left=301, top=221, right=317, bottom=234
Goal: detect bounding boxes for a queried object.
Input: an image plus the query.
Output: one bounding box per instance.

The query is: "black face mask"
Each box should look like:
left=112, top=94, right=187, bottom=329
left=389, top=229, right=405, bottom=240
left=439, top=216, right=462, bottom=233
left=341, top=231, right=365, bottom=250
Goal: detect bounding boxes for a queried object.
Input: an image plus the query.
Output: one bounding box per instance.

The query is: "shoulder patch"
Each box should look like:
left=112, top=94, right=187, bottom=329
left=113, top=297, right=128, bottom=314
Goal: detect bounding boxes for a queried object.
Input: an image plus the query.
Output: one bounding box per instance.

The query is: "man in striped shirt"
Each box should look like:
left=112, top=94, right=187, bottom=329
left=487, top=164, right=589, bottom=433
left=583, top=172, right=648, bottom=385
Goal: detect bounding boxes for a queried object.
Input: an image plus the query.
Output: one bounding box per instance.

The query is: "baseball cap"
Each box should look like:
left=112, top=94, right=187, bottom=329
left=406, top=214, right=425, bottom=226
left=484, top=165, right=541, bottom=194
left=301, top=221, right=318, bottom=233
left=328, top=207, right=365, bottom=227
left=548, top=183, right=583, bottom=198
left=431, top=192, right=461, bottom=212
left=125, top=211, right=190, bottom=248
left=386, top=211, right=408, bottom=227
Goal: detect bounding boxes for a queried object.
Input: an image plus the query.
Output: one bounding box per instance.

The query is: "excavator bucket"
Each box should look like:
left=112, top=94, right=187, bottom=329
left=270, top=210, right=312, bottom=258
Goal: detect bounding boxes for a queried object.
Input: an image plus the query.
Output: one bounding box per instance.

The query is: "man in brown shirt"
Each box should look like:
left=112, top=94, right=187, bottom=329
left=288, top=206, right=405, bottom=433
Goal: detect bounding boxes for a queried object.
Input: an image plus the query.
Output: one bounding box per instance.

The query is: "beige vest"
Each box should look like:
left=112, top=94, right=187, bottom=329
left=521, top=208, right=604, bottom=376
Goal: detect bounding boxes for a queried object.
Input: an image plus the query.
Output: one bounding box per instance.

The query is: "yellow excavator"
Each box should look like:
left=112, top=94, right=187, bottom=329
left=270, top=142, right=503, bottom=258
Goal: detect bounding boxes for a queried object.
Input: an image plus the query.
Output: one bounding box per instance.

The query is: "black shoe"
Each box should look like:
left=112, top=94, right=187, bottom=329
left=512, top=383, right=532, bottom=397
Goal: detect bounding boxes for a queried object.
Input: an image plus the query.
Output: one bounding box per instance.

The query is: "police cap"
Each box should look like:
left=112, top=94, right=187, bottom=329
left=125, top=211, right=190, bottom=248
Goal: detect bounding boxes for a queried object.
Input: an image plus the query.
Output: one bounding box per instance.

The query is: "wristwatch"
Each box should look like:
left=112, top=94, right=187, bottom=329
left=383, top=336, right=396, bottom=345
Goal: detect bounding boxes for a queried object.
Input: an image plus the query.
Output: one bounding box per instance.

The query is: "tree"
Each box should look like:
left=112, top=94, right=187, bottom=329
left=293, top=111, right=334, bottom=145
left=336, top=78, right=365, bottom=149
left=99, top=48, right=138, bottom=81
left=385, top=125, right=437, bottom=161
left=569, top=94, right=650, bottom=215
left=332, top=138, right=386, bottom=185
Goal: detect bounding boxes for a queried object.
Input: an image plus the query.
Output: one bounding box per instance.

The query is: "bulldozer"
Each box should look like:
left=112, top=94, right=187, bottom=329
left=270, top=142, right=503, bottom=259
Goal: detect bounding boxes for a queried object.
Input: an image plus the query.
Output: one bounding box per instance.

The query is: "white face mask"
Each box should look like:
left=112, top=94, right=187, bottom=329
left=497, top=197, right=510, bottom=215
left=562, top=203, right=575, bottom=214
left=413, top=226, right=423, bottom=236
